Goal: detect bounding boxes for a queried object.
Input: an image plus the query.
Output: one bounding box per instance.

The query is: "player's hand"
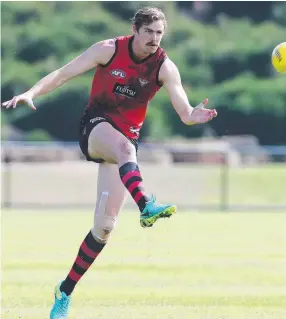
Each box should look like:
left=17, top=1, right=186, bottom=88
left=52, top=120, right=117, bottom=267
left=188, top=98, right=217, bottom=124
left=2, top=92, right=36, bottom=110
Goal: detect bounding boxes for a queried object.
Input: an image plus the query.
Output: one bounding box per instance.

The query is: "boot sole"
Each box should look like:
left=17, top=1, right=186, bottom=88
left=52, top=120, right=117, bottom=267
left=140, top=205, right=177, bottom=228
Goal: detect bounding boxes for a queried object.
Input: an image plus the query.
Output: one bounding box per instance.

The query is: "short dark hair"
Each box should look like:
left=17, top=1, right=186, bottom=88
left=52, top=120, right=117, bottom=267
left=131, top=7, right=167, bottom=32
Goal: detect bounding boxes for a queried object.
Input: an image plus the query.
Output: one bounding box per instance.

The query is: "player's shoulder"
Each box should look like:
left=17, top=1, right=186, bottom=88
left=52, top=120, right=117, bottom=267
left=160, top=57, right=178, bottom=74
left=93, top=38, right=117, bottom=65
left=96, top=38, right=117, bottom=53
left=115, top=35, right=132, bottom=42
left=95, top=36, right=130, bottom=54
left=158, top=58, right=179, bottom=83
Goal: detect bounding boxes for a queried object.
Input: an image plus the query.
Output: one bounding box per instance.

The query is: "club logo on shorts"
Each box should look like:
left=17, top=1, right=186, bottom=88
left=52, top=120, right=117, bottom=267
left=113, top=83, right=137, bottom=99
left=129, top=127, right=140, bottom=136
left=138, top=78, right=149, bottom=87
left=110, top=69, right=126, bottom=79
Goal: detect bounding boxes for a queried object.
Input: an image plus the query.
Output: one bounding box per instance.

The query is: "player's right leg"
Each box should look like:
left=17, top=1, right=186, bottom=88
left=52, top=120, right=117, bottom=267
left=88, top=122, right=176, bottom=228
left=50, top=163, right=127, bottom=319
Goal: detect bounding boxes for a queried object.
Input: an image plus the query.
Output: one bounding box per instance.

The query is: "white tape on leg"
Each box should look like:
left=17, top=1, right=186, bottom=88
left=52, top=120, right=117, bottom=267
left=92, top=192, right=116, bottom=243
left=98, top=192, right=109, bottom=215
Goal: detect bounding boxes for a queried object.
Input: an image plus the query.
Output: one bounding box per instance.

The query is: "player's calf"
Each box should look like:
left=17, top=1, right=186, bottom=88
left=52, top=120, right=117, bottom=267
left=119, top=161, right=150, bottom=212
left=60, top=192, right=113, bottom=296
left=92, top=192, right=117, bottom=243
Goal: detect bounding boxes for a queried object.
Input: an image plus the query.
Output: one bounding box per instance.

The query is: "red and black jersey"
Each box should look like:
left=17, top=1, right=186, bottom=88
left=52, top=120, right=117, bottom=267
left=87, top=35, right=167, bottom=139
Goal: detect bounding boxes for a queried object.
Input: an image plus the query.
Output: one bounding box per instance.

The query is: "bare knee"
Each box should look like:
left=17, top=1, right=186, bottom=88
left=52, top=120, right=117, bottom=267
left=117, top=140, right=136, bottom=162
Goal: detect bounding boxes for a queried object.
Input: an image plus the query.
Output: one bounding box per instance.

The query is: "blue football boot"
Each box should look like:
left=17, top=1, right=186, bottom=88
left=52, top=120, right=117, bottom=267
left=140, top=195, right=176, bottom=228
left=50, top=281, right=71, bottom=319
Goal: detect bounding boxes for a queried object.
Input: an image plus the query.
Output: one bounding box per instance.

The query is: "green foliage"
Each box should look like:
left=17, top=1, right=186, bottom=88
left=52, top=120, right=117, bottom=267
left=1, top=2, right=286, bottom=143
left=272, top=2, right=286, bottom=26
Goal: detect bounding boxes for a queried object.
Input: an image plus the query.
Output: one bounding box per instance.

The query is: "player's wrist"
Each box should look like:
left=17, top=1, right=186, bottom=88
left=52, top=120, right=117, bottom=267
left=181, top=108, right=195, bottom=125
left=26, top=90, right=36, bottom=99
left=187, top=107, right=196, bottom=125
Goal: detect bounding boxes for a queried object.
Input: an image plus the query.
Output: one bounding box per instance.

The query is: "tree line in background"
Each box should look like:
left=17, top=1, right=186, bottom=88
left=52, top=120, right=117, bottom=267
left=1, top=1, right=286, bottom=144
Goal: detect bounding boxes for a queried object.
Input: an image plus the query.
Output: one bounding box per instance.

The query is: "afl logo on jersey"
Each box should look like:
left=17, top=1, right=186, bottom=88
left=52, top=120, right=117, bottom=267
left=110, top=69, right=126, bottom=79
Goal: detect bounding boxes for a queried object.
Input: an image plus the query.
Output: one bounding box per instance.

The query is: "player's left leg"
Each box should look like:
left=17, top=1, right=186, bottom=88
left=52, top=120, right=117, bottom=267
left=50, top=163, right=127, bottom=319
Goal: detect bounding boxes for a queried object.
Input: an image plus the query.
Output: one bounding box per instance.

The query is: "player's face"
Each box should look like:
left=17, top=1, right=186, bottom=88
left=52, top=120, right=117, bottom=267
left=136, top=20, right=164, bottom=54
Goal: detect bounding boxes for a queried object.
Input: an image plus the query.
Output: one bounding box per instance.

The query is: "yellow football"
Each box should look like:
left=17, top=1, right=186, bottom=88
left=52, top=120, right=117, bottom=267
left=272, top=42, right=286, bottom=73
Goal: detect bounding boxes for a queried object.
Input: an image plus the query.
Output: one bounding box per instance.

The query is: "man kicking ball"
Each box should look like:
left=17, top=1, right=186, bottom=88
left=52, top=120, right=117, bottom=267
left=2, top=7, right=217, bottom=319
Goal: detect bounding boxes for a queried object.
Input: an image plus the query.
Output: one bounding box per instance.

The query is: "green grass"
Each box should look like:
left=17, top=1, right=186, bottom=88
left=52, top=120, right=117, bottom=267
left=202, top=164, right=286, bottom=206
left=2, top=210, right=286, bottom=319
left=227, top=165, right=286, bottom=206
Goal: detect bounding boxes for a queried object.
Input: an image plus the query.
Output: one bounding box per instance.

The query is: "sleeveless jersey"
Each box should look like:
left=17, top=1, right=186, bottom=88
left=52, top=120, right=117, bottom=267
left=87, top=35, right=167, bottom=139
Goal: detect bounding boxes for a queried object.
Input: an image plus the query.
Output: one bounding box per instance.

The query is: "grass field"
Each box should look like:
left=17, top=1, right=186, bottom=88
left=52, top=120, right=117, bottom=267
left=2, top=210, right=286, bottom=319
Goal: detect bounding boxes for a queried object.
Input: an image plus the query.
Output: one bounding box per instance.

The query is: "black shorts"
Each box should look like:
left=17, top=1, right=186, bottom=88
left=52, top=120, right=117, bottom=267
left=79, top=110, right=138, bottom=163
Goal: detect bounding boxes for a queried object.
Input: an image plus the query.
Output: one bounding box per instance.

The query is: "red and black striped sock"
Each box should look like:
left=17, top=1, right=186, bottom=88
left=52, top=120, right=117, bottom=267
left=119, top=162, right=150, bottom=212
left=60, top=231, right=105, bottom=296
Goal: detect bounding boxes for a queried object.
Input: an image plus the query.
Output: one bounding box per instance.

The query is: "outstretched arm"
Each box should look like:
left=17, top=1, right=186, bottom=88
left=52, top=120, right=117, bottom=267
left=2, top=39, right=116, bottom=110
left=159, top=58, right=217, bottom=125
